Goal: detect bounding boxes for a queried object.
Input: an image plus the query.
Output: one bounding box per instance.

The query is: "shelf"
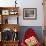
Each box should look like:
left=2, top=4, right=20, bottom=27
left=0, top=7, right=19, bottom=46
left=2, top=41, right=19, bottom=46
left=0, top=24, right=20, bottom=32
left=0, top=7, right=19, bottom=24
left=2, top=40, right=19, bottom=43
left=0, top=7, right=19, bottom=16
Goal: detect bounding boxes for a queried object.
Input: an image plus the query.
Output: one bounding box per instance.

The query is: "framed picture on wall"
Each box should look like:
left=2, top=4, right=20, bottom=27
left=23, top=8, right=37, bottom=20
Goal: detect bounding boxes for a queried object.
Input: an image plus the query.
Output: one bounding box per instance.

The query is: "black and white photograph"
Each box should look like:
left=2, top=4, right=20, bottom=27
left=23, top=8, right=37, bottom=20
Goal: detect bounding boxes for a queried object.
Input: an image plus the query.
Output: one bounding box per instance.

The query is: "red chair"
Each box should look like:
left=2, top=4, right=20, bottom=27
left=21, top=28, right=41, bottom=46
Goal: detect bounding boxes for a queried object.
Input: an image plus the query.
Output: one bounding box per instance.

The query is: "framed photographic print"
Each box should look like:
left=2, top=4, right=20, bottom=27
left=2, top=10, right=9, bottom=15
left=23, top=8, right=37, bottom=20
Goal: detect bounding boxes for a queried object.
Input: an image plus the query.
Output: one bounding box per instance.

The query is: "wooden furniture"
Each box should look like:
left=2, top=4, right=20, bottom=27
left=43, top=0, right=46, bottom=26
left=2, top=40, right=19, bottom=46
left=44, top=29, right=46, bottom=46
left=0, top=7, right=19, bottom=24
left=0, top=41, right=2, bottom=46
left=43, top=0, right=46, bottom=46
left=0, top=24, right=19, bottom=32
left=0, top=7, right=19, bottom=46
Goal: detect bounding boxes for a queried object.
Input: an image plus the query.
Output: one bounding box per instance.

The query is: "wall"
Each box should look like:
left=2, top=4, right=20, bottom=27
left=18, top=0, right=44, bottom=26
left=0, top=0, right=44, bottom=26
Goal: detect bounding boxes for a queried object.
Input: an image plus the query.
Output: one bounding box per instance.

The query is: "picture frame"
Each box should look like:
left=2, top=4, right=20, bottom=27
left=23, top=8, right=37, bottom=20
left=2, top=10, right=9, bottom=15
